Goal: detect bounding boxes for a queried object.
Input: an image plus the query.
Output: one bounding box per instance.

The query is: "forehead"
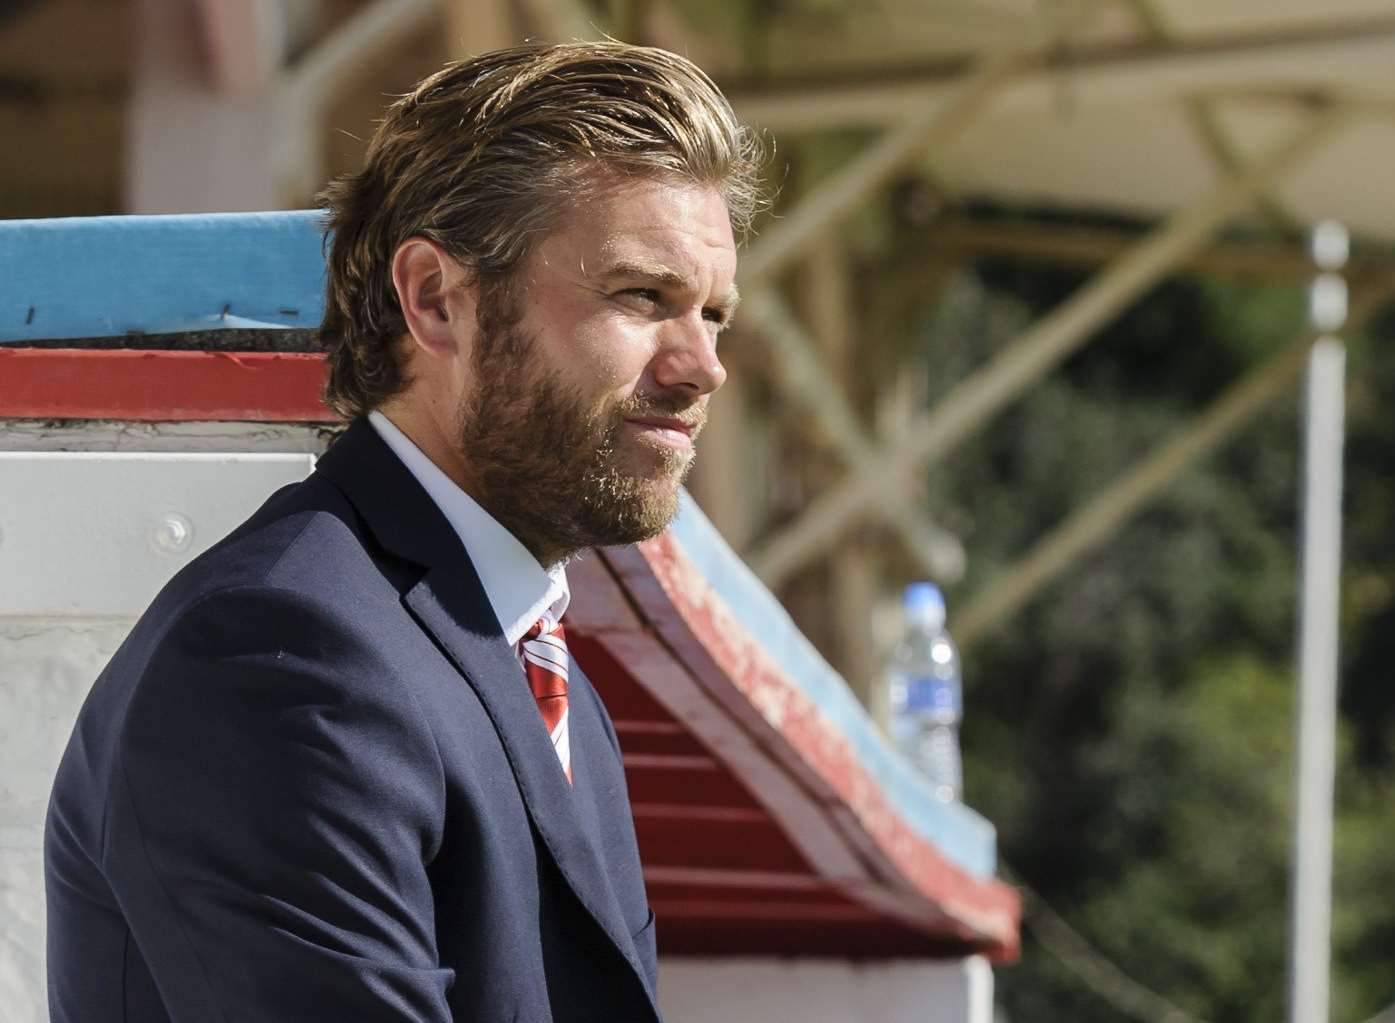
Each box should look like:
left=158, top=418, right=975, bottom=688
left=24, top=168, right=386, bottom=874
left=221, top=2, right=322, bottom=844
left=543, top=173, right=737, bottom=278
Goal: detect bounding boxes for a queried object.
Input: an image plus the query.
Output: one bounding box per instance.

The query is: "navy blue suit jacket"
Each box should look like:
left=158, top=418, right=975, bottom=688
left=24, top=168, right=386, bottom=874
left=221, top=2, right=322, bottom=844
left=45, top=419, right=661, bottom=1022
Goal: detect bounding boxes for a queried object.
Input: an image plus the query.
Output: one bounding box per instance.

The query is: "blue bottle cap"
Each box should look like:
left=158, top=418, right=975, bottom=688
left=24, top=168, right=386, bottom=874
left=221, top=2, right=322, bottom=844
left=903, top=582, right=946, bottom=628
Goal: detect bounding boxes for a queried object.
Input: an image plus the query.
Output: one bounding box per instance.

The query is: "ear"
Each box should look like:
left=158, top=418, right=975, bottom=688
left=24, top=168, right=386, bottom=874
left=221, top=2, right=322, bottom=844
left=390, top=237, right=477, bottom=360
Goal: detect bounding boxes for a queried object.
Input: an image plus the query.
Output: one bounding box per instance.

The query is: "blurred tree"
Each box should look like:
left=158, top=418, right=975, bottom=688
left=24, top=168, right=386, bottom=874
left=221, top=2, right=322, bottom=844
left=859, top=208, right=1395, bottom=1022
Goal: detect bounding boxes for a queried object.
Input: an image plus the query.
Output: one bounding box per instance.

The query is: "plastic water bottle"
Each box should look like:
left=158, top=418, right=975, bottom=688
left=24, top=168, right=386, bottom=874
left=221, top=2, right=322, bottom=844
left=886, top=582, right=963, bottom=802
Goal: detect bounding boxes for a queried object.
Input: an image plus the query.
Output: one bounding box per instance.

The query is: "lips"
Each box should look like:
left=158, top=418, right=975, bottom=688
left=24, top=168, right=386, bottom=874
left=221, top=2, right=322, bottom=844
left=623, top=416, right=696, bottom=438
left=622, top=415, right=702, bottom=453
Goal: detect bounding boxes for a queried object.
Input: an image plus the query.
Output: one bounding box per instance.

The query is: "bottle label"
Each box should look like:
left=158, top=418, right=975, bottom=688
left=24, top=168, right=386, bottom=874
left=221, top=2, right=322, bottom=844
left=895, top=672, right=961, bottom=718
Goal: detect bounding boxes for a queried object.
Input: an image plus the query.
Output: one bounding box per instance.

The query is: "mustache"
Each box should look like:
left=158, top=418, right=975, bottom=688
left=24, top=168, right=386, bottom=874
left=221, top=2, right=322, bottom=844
left=614, top=396, right=707, bottom=434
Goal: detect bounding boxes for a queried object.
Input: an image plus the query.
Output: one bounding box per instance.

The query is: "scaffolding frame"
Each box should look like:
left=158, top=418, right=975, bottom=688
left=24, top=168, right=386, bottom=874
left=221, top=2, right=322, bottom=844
left=198, top=0, right=1395, bottom=681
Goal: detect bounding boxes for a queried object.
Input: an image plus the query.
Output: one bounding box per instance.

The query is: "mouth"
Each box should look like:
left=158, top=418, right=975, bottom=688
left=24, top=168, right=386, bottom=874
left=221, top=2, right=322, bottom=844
left=622, top=416, right=697, bottom=451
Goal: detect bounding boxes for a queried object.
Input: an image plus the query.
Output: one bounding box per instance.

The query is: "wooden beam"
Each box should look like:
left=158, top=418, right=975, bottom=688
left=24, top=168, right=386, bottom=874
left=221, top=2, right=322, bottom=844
left=743, top=290, right=966, bottom=582
left=1124, top=0, right=1302, bottom=237
left=953, top=273, right=1395, bottom=650
left=748, top=112, right=1347, bottom=588
left=1207, top=85, right=1395, bottom=123
left=736, top=0, right=1112, bottom=287
left=738, top=52, right=1020, bottom=286
left=687, top=369, right=758, bottom=551
left=929, top=221, right=1395, bottom=281
left=725, top=13, right=1395, bottom=132
left=727, top=2, right=1103, bottom=595
left=805, top=235, right=884, bottom=706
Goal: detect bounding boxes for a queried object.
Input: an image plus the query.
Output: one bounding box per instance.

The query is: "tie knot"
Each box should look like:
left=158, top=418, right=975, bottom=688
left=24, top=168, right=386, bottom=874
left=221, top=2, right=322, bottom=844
left=519, top=617, right=569, bottom=700
left=523, top=616, right=565, bottom=645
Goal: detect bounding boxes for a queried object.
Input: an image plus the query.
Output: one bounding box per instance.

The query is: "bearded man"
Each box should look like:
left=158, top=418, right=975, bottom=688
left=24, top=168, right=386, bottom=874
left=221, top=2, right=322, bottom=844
left=45, top=41, right=764, bottom=1023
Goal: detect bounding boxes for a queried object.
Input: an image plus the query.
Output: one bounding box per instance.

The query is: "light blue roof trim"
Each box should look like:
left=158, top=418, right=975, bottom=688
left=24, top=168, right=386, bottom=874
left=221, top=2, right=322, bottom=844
left=669, top=490, right=998, bottom=879
left=0, top=211, right=328, bottom=342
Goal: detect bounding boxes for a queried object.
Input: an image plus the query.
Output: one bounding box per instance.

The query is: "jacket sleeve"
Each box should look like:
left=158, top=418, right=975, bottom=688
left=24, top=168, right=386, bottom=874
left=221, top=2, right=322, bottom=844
left=105, top=584, right=453, bottom=1022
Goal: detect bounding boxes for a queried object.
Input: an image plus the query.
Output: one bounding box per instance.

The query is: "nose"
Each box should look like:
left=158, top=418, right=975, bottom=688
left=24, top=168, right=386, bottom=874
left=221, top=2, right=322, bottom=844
left=648, top=313, right=727, bottom=397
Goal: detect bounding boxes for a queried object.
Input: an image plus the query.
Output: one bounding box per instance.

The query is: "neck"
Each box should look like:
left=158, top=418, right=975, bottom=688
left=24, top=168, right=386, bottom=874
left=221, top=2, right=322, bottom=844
left=373, top=402, right=568, bottom=570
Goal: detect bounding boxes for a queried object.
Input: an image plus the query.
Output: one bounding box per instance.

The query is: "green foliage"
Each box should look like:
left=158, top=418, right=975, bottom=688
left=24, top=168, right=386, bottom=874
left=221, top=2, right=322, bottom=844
left=1083, top=654, right=1294, bottom=1022
left=872, top=212, right=1395, bottom=1022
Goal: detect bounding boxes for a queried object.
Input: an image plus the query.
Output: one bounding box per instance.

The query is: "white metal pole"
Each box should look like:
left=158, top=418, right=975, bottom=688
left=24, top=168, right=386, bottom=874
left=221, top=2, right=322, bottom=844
left=1289, top=219, right=1349, bottom=1023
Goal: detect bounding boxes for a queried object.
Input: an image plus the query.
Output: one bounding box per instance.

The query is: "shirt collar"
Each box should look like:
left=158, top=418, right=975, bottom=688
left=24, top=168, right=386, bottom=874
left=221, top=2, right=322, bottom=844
left=368, top=411, right=569, bottom=647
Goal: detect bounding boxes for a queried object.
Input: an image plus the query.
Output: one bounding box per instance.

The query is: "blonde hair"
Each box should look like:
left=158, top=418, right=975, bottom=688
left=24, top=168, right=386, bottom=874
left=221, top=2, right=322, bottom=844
left=318, top=40, right=768, bottom=420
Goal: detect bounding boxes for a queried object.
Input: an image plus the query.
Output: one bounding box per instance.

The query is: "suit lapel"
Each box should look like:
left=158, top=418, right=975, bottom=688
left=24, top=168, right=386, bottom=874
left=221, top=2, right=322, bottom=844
left=403, top=571, right=641, bottom=972
left=315, top=421, right=642, bottom=979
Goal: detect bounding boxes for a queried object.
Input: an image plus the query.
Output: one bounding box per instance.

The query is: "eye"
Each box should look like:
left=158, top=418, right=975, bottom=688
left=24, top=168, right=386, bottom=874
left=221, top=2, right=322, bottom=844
left=617, top=287, right=661, bottom=311
left=702, top=307, right=728, bottom=329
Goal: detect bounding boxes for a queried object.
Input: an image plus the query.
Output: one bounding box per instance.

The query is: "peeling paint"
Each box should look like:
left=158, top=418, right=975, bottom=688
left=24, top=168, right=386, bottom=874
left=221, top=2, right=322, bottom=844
left=635, top=530, right=1020, bottom=955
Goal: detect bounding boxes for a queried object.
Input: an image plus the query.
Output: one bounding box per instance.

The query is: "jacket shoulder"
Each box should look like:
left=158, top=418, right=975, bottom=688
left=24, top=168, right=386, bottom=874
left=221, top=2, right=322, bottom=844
left=154, top=471, right=390, bottom=611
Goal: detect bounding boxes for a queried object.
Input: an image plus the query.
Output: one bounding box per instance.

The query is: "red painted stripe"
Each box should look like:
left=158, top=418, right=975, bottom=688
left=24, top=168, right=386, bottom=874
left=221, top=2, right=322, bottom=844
left=612, top=720, right=688, bottom=736
left=649, top=900, right=880, bottom=922
left=643, top=866, right=825, bottom=891
left=622, top=753, right=721, bottom=771
left=630, top=804, right=769, bottom=823
left=0, top=348, right=337, bottom=423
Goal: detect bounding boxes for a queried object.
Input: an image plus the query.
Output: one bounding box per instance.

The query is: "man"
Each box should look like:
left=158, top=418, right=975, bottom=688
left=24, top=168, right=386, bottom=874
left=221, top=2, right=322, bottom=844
left=45, top=41, right=765, bottom=1022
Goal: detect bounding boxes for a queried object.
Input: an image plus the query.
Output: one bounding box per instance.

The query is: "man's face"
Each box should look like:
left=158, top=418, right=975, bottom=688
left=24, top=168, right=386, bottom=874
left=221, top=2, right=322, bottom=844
left=457, top=174, right=738, bottom=565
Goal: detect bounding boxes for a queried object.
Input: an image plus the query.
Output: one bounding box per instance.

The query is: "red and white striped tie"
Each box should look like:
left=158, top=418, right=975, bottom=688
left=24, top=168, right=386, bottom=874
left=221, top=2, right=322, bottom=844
left=519, top=617, right=572, bottom=785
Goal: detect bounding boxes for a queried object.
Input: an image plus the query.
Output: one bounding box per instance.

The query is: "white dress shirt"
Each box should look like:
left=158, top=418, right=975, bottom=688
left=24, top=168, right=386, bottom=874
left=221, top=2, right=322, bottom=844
left=368, top=411, right=569, bottom=646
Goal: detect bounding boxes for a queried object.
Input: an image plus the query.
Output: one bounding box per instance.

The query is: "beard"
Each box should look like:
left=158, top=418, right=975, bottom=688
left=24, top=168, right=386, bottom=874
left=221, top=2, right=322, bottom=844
left=455, top=282, right=705, bottom=566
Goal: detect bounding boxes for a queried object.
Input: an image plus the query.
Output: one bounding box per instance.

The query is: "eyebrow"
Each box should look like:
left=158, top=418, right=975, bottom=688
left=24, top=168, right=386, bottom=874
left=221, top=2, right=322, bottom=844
left=596, top=259, right=741, bottom=318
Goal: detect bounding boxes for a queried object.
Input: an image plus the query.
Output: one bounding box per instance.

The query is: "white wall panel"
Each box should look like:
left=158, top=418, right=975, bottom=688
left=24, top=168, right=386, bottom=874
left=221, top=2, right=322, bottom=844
left=659, top=956, right=993, bottom=1023
left=0, top=437, right=316, bottom=1022
left=0, top=452, right=314, bottom=617
left=0, top=619, right=134, bottom=1023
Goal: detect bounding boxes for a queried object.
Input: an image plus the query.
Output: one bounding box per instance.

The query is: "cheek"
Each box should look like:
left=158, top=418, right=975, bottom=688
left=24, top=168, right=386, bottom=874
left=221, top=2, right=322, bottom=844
left=566, top=315, right=656, bottom=397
